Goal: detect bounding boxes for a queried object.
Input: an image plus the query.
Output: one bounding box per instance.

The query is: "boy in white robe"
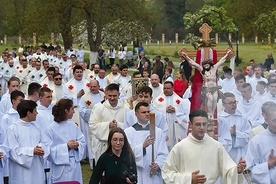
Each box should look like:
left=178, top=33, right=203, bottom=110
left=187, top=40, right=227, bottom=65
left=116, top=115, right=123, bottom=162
left=4, top=100, right=50, bottom=184
left=0, top=126, right=10, bottom=184
left=0, top=77, right=20, bottom=114
left=218, top=92, right=251, bottom=163
left=162, top=109, right=246, bottom=184
left=125, top=102, right=168, bottom=184
left=237, top=83, right=264, bottom=128
left=246, top=102, right=276, bottom=183
left=1, top=90, right=25, bottom=183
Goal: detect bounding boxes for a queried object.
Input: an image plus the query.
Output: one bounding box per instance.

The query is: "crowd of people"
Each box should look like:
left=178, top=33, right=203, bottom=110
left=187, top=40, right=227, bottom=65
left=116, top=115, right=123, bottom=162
left=0, top=42, right=275, bottom=184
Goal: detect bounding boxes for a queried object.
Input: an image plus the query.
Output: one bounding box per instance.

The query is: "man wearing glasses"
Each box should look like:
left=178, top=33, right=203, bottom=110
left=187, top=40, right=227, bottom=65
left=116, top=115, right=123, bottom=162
left=218, top=92, right=251, bottom=164
left=49, top=72, right=69, bottom=105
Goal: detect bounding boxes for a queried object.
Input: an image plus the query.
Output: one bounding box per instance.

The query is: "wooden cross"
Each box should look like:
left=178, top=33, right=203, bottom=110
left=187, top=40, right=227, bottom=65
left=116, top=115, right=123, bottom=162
left=179, top=23, right=234, bottom=60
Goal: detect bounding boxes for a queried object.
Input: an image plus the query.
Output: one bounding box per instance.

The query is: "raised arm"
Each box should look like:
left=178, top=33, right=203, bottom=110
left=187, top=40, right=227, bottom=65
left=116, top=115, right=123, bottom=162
left=181, top=52, right=203, bottom=72
left=214, top=50, right=232, bottom=68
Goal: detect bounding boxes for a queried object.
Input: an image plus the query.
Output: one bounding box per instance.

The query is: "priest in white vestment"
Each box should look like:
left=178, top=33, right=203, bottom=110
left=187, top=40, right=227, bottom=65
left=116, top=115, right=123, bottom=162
left=125, top=102, right=168, bottom=184
left=89, top=83, right=129, bottom=162
left=218, top=92, right=251, bottom=163
left=105, top=64, right=120, bottom=84
left=153, top=81, right=190, bottom=150
left=149, top=74, right=163, bottom=100
left=245, top=102, right=276, bottom=184
left=79, top=80, right=104, bottom=168
left=64, top=65, right=90, bottom=127
left=162, top=109, right=246, bottom=184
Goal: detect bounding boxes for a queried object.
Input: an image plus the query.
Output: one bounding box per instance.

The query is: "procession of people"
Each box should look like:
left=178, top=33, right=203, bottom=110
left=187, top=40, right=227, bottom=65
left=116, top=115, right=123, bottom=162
left=0, top=42, right=275, bottom=184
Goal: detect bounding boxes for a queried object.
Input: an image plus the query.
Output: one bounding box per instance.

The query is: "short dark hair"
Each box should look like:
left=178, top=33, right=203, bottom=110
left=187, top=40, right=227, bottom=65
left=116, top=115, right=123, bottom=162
left=10, top=90, right=25, bottom=103
left=135, top=102, right=149, bottom=112
left=119, top=64, right=128, bottom=71
left=222, top=92, right=235, bottom=103
left=164, top=81, right=174, bottom=87
left=241, top=83, right=252, bottom=91
left=39, top=87, right=52, bottom=97
left=8, top=76, right=20, bottom=86
left=137, top=86, right=153, bottom=97
left=73, top=65, right=83, bottom=73
left=53, top=72, right=62, bottom=79
left=46, top=66, right=55, bottom=73
left=234, top=74, right=245, bottom=82
left=224, top=68, right=232, bottom=75
left=17, top=100, right=37, bottom=118
left=105, top=83, right=119, bottom=92
left=132, top=71, right=141, bottom=78
left=28, top=82, right=42, bottom=96
left=189, top=109, right=208, bottom=122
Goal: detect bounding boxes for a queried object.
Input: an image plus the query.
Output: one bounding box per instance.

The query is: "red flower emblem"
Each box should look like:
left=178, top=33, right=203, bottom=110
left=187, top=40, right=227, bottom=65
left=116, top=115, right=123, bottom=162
left=19, top=70, right=22, bottom=73
left=90, top=75, right=94, bottom=79
left=28, top=70, right=31, bottom=73
left=158, top=97, right=164, bottom=102
left=43, top=84, right=48, bottom=87
left=16, top=66, right=19, bottom=69
left=86, top=83, right=90, bottom=87
left=176, top=99, right=180, bottom=105
left=51, top=90, right=53, bottom=93
left=68, top=85, right=74, bottom=90
left=86, top=100, right=92, bottom=106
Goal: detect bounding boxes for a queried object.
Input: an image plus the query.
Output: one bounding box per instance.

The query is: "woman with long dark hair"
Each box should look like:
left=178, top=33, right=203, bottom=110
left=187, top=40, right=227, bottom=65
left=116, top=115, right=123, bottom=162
left=89, top=127, right=137, bottom=184
left=45, top=99, right=86, bottom=184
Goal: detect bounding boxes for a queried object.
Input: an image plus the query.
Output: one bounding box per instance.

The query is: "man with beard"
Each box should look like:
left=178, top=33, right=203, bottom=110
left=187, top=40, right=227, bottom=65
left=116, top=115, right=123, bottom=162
left=182, top=50, right=231, bottom=118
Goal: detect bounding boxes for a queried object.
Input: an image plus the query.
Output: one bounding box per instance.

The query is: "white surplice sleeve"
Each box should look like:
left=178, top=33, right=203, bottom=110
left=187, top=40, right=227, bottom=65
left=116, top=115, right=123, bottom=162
left=89, top=105, right=110, bottom=142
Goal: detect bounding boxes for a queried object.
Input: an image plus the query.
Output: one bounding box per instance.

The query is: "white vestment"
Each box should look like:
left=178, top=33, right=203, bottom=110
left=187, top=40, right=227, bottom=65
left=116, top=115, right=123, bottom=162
left=124, top=126, right=168, bottom=184
left=221, top=77, right=235, bottom=93
left=248, top=76, right=268, bottom=94
left=95, top=76, right=108, bottom=90
left=162, top=134, right=244, bottom=184
left=149, top=84, right=163, bottom=100
left=249, top=123, right=267, bottom=140
left=64, top=77, right=90, bottom=127
left=79, top=90, right=104, bottom=166
left=45, top=120, right=86, bottom=184
left=0, top=126, right=9, bottom=184
left=237, top=97, right=264, bottom=128
left=218, top=110, right=251, bottom=163
left=245, top=129, right=276, bottom=184
left=153, top=92, right=190, bottom=149
left=230, top=88, right=243, bottom=103
left=4, top=120, right=50, bottom=184
left=0, top=92, right=12, bottom=114
left=89, top=100, right=129, bottom=162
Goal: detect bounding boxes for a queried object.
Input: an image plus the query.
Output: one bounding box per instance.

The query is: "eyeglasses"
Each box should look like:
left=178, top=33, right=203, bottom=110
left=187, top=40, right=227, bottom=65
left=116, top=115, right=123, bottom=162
left=54, top=78, right=62, bottom=81
left=223, top=101, right=238, bottom=105
left=112, top=138, right=124, bottom=143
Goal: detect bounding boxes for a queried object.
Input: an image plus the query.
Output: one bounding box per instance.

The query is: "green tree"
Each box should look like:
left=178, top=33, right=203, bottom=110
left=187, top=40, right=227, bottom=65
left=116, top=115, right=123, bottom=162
left=255, top=11, right=276, bottom=40
left=184, top=5, right=235, bottom=47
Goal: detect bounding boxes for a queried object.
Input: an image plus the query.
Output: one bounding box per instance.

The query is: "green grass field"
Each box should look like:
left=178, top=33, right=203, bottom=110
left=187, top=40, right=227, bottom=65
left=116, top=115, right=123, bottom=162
left=1, top=42, right=275, bottom=183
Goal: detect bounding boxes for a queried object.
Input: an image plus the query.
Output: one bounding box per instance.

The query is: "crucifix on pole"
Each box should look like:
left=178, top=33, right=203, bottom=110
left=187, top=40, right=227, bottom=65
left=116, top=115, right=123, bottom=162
left=178, top=23, right=235, bottom=137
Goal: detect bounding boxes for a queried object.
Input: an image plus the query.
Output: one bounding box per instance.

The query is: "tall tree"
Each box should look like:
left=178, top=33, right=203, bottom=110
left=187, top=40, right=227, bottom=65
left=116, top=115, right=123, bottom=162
left=184, top=5, right=235, bottom=47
